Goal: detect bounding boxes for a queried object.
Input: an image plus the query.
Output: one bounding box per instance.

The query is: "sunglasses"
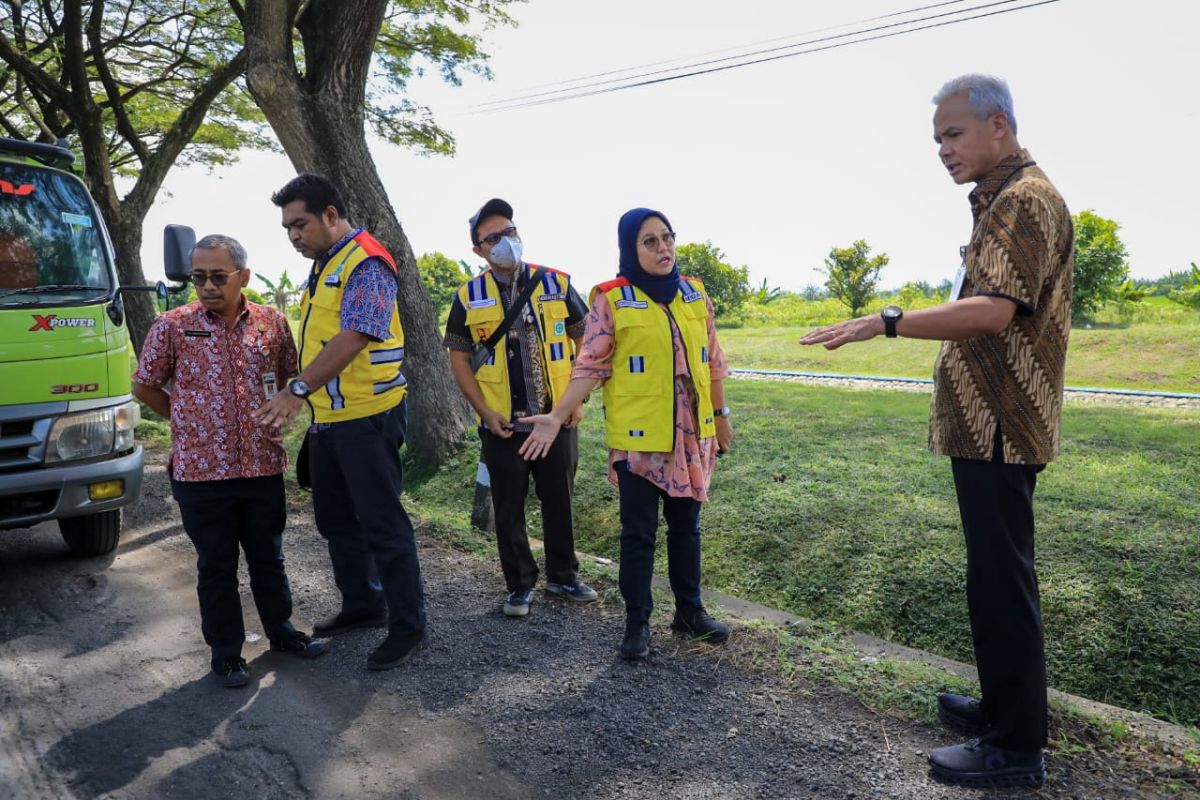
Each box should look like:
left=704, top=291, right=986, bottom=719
left=189, top=268, right=243, bottom=287
left=478, top=226, right=517, bottom=247
left=639, top=231, right=676, bottom=250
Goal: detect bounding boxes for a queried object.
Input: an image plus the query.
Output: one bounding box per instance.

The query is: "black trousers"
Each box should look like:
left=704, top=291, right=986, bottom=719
left=310, top=402, right=426, bottom=636
left=615, top=461, right=703, bottom=624
left=950, top=454, right=1047, bottom=752
left=171, top=473, right=296, bottom=667
left=480, top=427, right=579, bottom=592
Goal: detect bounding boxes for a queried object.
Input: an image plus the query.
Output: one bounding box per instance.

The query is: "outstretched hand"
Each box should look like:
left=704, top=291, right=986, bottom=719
left=800, top=315, right=883, bottom=350
left=518, top=414, right=563, bottom=460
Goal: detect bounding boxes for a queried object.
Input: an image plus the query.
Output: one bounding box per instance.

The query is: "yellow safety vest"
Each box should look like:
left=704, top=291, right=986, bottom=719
left=298, top=230, right=407, bottom=423
left=592, top=276, right=715, bottom=451
left=457, top=265, right=576, bottom=421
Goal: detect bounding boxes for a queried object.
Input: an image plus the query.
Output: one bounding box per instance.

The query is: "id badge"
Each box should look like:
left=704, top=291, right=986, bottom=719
left=262, top=371, right=278, bottom=399
left=949, top=245, right=968, bottom=301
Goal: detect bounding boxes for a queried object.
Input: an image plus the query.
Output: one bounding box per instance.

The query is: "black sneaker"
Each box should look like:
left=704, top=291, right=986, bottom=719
left=212, top=657, right=250, bottom=688
left=503, top=588, right=533, bottom=617
left=928, top=738, right=1047, bottom=788
left=270, top=632, right=328, bottom=659
left=619, top=619, right=651, bottom=660
left=670, top=605, right=730, bottom=644
left=545, top=580, right=599, bottom=604
left=937, top=692, right=988, bottom=735
left=312, top=608, right=386, bottom=637
left=366, top=631, right=426, bottom=671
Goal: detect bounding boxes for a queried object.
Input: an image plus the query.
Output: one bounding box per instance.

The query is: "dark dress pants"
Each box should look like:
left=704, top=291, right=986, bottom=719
left=171, top=473, right=296, bottom=667
left=480, top=427, right=579, bottom=592
left=615, top=461, right=703, bottom=624
left=310, top=401, right=427, bottom=636
left=951, top=453, right=1048, bottom=752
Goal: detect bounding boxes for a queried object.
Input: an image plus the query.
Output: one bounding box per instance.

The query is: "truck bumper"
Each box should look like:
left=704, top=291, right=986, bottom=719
left=0, top=446, right=144, bottom=530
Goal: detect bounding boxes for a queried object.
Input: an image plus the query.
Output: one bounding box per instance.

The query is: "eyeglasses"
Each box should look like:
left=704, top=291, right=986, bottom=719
left=189, top=268, right=243, bottom=287
left=478, top=226, right=517, bottom=247
left=639, top=231, right=676, bottom=250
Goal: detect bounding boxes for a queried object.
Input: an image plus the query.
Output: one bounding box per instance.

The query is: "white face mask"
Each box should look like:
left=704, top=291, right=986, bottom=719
left=489, top=236, right=523, bottom=269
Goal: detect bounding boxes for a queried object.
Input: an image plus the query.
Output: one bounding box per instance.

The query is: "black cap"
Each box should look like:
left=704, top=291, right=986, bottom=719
left=469, top=198, right=514, bottom=245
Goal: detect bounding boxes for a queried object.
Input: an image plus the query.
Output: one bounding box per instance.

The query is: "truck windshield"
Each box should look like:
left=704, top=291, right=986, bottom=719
left=0, top=163, right=111, bottom=306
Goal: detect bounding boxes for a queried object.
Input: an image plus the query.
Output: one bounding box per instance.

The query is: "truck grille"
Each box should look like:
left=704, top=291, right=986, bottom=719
left=0, top=415, right=48, bottom=471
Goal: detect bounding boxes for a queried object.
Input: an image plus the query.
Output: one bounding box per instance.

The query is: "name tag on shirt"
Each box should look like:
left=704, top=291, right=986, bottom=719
left=468, top=298, right=497, bottom=309
left=615, top=299, right=648, bottom=309
left=184, top=330, right=211, bottom=338
left=262, top=371, right=278, bottom=399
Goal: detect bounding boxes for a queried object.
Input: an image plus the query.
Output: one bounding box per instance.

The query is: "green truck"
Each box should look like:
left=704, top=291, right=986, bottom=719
left=0, top=137, right=151, bottom=556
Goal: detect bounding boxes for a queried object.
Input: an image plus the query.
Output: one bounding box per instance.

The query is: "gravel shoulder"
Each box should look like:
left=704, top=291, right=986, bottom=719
left=0, top=449, right=1192, bottom=799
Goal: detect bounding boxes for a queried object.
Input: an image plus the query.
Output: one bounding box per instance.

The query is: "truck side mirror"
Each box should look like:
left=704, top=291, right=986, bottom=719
left=163, top=224, right=196, bottom=283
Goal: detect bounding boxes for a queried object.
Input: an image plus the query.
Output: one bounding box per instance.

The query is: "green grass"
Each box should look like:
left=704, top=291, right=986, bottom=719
left=718, top=296, right=1200, bottom=392
left=403, top=380, right=1200, bottom=728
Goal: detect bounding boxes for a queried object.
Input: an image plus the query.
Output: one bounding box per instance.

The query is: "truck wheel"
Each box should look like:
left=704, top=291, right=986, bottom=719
left=59, top=510, right=121, bottom=556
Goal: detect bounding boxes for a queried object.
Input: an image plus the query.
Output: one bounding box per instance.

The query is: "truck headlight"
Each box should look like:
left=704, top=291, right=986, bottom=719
left=45, top=401, right=140, bottom=463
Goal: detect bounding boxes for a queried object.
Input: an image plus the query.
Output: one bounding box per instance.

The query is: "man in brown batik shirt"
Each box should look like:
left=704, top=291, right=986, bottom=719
left=802, top=74, right=1072, bottom=789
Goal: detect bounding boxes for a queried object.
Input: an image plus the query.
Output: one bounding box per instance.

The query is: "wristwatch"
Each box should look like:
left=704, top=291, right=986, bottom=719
left=881, top=305, right=903, bottom=338
left=713, top=406, right=732, bottom=418
left=289, top=379, right=312, bottom=399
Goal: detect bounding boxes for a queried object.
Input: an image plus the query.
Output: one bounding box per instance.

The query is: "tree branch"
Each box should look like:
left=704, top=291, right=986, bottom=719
left=87, top=0, right=148, bottom=162
left=124, top=47, right=248, bottom=215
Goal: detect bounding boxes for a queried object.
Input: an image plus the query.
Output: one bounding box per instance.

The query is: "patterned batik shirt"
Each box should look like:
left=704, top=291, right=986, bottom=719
left=133, top=299, right=299, bottom=481
left=929, top=149, right=1074, bottom=465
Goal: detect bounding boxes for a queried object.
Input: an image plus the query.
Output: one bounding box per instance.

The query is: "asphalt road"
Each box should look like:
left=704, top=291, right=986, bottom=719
left=0, top=451, right=1182, bottom=799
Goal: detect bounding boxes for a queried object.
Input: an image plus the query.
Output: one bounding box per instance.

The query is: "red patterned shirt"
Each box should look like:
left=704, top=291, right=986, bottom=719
left=133, top=299, right=298, bottom=481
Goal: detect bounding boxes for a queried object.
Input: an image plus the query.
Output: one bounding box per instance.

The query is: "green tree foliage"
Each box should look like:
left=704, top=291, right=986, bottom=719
left=417, top=251, right=472, bottom=311
left=0, top=1, right=267, bottom=353
left=1072, top=210, right=1130, bottom=319
left=674, top=241, right=750, bottom=317
left=1168, top=263, right=1200, bottom=310
left=1108, top=278, right=1146, bottom=325
left=820, top=240, right=888, bottom=318
left=256, top=270, right=301, bottom=315
left=750, top=277, right=782, bottom=305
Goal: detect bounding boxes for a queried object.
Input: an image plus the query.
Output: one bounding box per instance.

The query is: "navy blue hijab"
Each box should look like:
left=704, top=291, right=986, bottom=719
left=618, top=207, right=680, bottom=305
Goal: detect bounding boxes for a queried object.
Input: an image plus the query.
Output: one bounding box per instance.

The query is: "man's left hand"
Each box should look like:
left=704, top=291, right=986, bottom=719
left=253, top=390, right=305, bottom=428
left=800, top=314, right=884, bottom=350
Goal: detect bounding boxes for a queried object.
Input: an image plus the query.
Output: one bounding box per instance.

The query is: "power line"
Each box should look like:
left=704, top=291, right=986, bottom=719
left=474, top=0, right=1028, bottom=110
left=473, top=0, right=1061, bottom=114
left=515, top=0, right=977, bottom=94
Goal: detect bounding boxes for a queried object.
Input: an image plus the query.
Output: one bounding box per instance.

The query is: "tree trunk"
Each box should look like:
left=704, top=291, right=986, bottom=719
left=107, top=214, right=157, bottom=356
left=243, top=0, right=470, bottom=466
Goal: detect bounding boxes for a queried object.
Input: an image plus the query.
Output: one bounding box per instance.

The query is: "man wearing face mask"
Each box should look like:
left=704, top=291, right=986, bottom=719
left=443, top=198, right=597, bottom=618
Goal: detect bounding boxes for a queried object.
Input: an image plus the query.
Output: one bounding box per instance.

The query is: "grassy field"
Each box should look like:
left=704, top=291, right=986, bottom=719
left=717, top=296, right=1200, bottom=393
left=401, top=380, right=1200, bottom=728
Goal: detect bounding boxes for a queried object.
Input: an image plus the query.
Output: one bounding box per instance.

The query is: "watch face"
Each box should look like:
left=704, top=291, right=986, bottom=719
left=882, top=305, right=902, bottom=319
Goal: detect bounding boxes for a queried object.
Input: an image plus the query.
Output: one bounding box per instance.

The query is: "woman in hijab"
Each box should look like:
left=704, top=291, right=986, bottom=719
left=520, top=207, right=733, bottom=659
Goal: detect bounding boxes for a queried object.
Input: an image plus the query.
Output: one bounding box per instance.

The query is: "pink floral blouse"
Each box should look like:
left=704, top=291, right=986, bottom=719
left=572, top=292, right=730, bottom=501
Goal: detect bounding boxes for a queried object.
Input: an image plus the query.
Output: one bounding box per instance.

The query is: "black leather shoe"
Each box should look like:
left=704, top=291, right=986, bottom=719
left=927, top=739, right=1047, bottom=788
left=212, top=657, right=250, bottom=689
left=270, top=632, right=328, bottom=659
left=619, top=620, right=651, bottom=660
left=670, top=605, right=730, bottom=644
left=937, top=692, right=988, bottom=735
left=313, top=608, right=386, bottom=637
left=367, top=631, right=425, bottom=671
